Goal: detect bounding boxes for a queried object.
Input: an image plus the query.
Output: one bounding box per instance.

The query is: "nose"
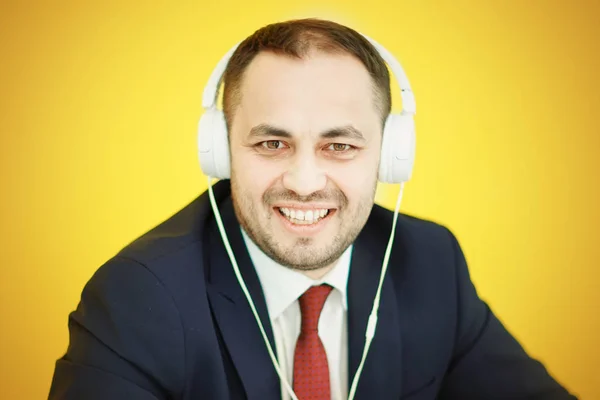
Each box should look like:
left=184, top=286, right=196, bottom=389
left=282, top=151, right=327, bottom=197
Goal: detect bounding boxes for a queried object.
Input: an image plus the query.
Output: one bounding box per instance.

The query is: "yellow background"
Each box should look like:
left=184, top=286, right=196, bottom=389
left=1, top=1, right=598, bottom=398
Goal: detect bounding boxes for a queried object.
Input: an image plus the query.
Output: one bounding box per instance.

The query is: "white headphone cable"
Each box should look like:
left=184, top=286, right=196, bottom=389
left=347, top=181, right=404, bottom=400
left=207, top=177, right=299, bottom=400
left=208, top=177, right=405, bottom=400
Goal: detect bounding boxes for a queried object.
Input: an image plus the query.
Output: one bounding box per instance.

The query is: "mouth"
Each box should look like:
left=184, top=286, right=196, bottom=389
left=273, top=206, right=337, bottom=230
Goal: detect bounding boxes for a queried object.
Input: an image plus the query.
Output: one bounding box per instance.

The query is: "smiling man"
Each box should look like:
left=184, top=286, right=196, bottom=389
left=229, top=49, right=382, bottom=280
left=49, top=18, right=577, bottom=400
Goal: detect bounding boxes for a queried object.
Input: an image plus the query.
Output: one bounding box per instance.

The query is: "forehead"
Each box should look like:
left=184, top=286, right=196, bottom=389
left=235, top=51, right=381, bottom=135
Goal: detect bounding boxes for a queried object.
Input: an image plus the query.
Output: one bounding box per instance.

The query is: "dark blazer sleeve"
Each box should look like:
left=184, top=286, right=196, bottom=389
left=48, top=256, right=185, bottom=400
left=438, top=229, right=578, bottom=399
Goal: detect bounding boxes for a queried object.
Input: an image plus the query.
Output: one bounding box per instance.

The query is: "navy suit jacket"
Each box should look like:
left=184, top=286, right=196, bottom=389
left=49, top=180, right=576, bottom=399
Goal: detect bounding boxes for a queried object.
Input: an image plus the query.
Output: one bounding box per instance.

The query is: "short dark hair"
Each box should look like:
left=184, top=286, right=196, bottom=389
left=221, top=18, right=392, bottom=132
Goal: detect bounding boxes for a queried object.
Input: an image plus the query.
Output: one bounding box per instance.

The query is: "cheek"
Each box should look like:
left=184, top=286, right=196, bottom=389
left=231, top=151, right=281, bottom=198
left=329, top=154, right=380, bottom=194
left=329, top=170, right=378, bottom=212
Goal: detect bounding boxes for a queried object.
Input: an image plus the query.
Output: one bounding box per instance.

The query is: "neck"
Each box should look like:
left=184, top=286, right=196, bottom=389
left=299, top=262, right=337, bottom=280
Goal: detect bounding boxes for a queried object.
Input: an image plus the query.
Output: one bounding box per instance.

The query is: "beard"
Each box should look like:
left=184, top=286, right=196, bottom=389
left=230, top=177, right=376, bottom=272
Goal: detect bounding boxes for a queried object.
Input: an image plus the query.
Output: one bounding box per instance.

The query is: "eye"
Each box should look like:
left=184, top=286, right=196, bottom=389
left=327, top=143, right=352, bottom=152
left=261, top=140, right=286, bottom=150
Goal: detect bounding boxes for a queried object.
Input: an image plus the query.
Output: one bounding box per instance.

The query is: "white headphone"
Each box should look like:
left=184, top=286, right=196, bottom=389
left=197, top=34, right=417, bottom=184
left=199, top=32, right=416, bottom=400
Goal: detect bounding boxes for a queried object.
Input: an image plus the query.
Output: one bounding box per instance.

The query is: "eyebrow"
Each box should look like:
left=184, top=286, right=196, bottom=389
left=248, top=123, right=366, bottom=142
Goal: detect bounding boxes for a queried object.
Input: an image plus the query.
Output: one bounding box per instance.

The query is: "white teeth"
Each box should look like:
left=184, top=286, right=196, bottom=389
left=305, top=210, right=313, bottom=222
left=278, top=208, right=330, bottom=225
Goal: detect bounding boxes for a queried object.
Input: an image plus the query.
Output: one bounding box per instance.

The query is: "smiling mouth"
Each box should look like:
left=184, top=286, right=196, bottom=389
left=276, top=207, right=335, bottom=225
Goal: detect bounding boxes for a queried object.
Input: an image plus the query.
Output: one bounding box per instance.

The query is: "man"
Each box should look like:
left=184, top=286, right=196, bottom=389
left=49, top=18, right=576, bottom=400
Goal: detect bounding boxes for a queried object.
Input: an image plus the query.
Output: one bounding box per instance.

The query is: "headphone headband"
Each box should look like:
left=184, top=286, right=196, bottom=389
left=201, top=34, right=416, bottom=116
left=198, top=29, right=417, bottom=184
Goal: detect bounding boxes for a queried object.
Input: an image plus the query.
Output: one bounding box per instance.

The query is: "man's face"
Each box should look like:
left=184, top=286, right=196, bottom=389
left=229, top=50, right=382, bottom=272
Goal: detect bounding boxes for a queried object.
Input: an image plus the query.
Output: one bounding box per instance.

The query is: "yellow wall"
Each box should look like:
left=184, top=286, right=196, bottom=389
left=1, top=1, right=598, bottom=398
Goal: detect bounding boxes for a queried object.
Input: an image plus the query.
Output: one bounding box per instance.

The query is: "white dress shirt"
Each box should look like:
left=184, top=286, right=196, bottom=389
left=241, top=228, right=353, bottom=400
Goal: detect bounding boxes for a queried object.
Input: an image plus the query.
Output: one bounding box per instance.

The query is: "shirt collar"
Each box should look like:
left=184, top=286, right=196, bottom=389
left=241, top=227, right=352, bottom=322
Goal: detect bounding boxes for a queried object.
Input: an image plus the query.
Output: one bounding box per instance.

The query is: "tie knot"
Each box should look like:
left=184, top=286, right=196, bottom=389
left=298, top=284, right=333, bottom=333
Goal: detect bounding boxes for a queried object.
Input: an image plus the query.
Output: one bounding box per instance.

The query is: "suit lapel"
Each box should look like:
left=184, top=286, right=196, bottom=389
left=347, top=215, right=403, bottom=399
left=205, top=195, right=281, bottom=400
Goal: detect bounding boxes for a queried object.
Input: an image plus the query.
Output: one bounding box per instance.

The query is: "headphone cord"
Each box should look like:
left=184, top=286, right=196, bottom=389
left=347, top=182, right=404, bottom=400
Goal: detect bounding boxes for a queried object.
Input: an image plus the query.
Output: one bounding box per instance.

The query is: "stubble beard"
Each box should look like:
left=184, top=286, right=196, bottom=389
left=230, top=176, right=376, bottom=272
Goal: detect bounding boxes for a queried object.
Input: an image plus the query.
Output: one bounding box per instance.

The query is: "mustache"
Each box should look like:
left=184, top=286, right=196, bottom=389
left=263, top=187, right=348, bottom=207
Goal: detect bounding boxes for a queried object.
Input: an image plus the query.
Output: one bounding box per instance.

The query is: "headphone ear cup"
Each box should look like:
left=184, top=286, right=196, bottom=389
left=198, top=108, right=231, bottom=179
left=378, top=114, right=416, bottom=183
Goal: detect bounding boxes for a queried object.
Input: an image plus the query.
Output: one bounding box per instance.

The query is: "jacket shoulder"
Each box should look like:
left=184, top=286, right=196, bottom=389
left=114, top=181, right=232, bottom=266
left=369, top=202, right=456, bottom=250
left=115, top=196, right=207, bottom=264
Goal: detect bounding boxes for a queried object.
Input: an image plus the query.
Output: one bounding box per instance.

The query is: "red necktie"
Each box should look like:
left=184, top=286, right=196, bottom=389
left=293, top=284, right=333, bottom=400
